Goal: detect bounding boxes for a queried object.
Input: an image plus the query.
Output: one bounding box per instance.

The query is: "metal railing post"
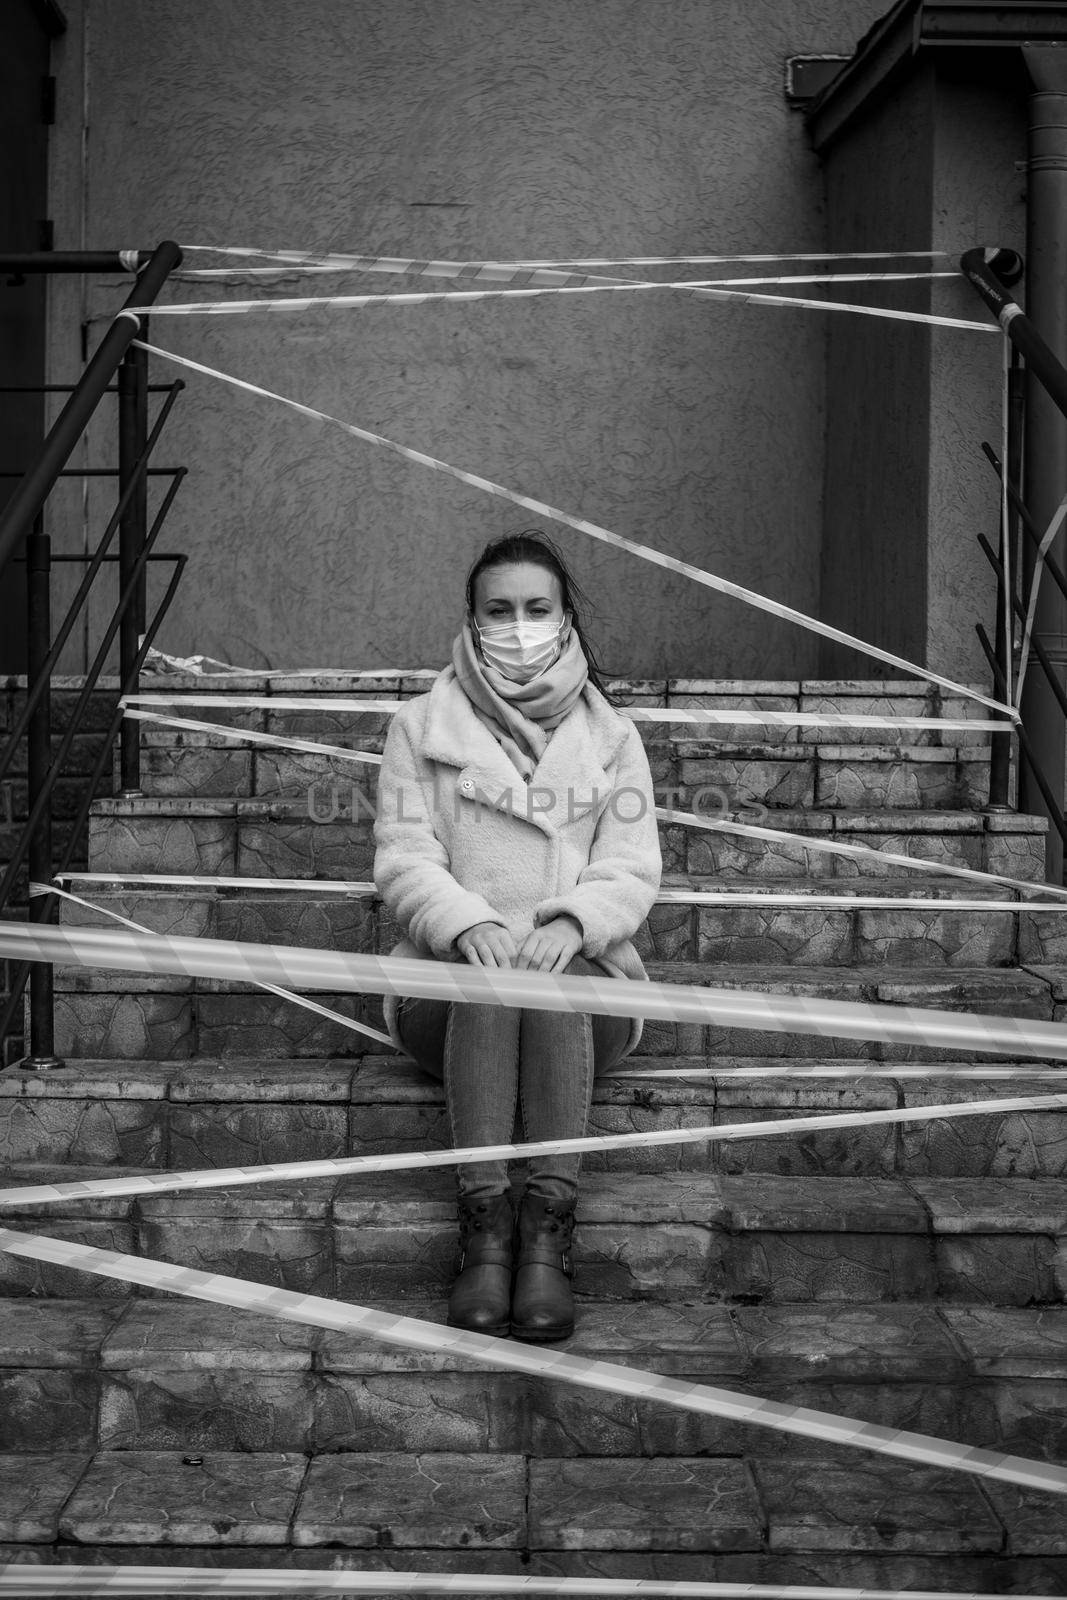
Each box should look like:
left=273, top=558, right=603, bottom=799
left=24, top=527, right=61, bottom=1069
left=117, top=337, right=148, bottom=794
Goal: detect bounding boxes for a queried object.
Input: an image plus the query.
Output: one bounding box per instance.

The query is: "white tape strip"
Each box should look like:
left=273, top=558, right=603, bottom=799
left=0, top=1225, right=1062, bottom=1495
left=657, top=807, right=1067, bottom=902
left=177, top=244, right=954, bottom=269
left=142, top=646, right=437, bottom=679
left=122, top=698, right=1014, bottom=734
left=123, top=708, right=383, bottom=766
left=4, top=1092, right=1066, bottom=1212
left=33, top=884, right=393, bottom=1051
left=1014, top=490, right=1067, bottom=705
left=3, top=919, right=1067, bottom=1060
left=0, top=1571, right=1056, bottom=1600
left=174, top=266, right=960, bottom=287
left=55, top=871, right=377, bottom=893
left=127, top=340, right=1015, bottom=720
left=51, top=874, right=1067, bottom=914
left=657, top=888, right=1067, bottom=911
left=611, top=1063, right=1067, bottom=1079
left=145, top=274, right=986, bottom=336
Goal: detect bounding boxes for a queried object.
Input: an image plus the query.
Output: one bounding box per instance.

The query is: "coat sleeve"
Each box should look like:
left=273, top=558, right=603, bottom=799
left=373, top=703, right=507, bottom=958
left=532, top=719, right=662, bottom=958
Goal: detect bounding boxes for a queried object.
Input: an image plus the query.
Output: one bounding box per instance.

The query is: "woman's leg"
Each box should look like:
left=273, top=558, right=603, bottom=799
left=396, top=978, right=522, bottom=1334
left=396, top=982, right=522, bottom=1200
left=517, top=954, right=632, bottom=1203
left=511, top=955, right=634, bottom=1342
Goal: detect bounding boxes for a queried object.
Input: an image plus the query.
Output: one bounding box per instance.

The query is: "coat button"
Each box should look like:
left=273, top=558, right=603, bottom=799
left=460, top=778, right=474, bottom=793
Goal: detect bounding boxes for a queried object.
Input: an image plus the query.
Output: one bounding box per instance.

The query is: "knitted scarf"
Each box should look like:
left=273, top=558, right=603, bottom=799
left=451, top=615, right=589, bottom=781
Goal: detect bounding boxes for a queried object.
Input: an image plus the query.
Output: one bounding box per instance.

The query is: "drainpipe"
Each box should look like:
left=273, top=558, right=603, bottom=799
left=1021, top=47, right=1067, bottom=882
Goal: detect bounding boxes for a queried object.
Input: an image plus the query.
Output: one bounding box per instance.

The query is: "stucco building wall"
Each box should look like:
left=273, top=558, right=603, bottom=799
left=816, top=62, right=1026, bottom=682
left=44, top=0, right=891, bottom=677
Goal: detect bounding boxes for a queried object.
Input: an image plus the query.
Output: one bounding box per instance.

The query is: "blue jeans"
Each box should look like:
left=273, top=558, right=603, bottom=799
left=395, top=953, right=633, bottom=1204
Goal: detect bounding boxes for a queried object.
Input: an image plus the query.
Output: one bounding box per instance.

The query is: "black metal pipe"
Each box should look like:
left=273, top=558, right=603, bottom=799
left=981, top=442, right=1067, bottom=607
left=0, top=253, right=149, bottom=274
left=0, top=241, right=182, bottom=580
left=118, top=340, right=149, bottom=794
left=961, top=247, right=1067, bottom=417
left=978, top=532, right=1067, bottom=728
left=24, top=531, right=60, bottom=1068
left=977, top=623, right=1067, bottom=866
left=1, top=554, right=188, bottom=1056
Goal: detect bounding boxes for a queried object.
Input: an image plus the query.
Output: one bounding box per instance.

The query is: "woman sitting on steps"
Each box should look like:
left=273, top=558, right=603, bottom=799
left=372, top=529, right=662, bottom=1342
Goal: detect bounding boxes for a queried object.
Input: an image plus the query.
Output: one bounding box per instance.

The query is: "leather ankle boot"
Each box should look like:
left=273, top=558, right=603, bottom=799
left=447, top=1193, right=514, bottom=1336
left=510, top=1191, right=575, bottom=1342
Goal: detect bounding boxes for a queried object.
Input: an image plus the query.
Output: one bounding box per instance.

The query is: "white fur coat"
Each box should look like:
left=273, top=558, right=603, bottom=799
left=372, top=666, right=663, bottom=1057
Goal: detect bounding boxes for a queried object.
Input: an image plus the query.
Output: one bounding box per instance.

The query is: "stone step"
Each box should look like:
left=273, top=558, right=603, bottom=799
left=53, top=873, right=1067, bottom=969
left=2, top=1446, right=1063, bottom=1583
left=83, top=796, right=1049, bottom=884
left=1, top=1168, right=1064, bottom=1306
left=1, top=1296, right=1065, bottom=1466
left=3, top=1057, right=1066, bottom=1180
left=45, top=960, right=1067, bottom=1063
left=131, top=727, right=992, bottom=812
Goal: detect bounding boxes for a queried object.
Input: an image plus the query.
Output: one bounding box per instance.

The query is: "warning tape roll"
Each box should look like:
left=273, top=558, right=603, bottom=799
left=126, top=340, right=1015, bottom=721
left=3, top=1091, right=1065, bottom=1211
left=0, top=1567, right=1054, bottom=1599
left=3, top=919, right=1066, bottom=1061
left=0, top=1225, right=1062, bottom=1495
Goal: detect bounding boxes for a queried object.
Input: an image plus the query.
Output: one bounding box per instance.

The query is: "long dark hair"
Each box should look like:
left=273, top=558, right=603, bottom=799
left=464, top=529, right=627, bottom=708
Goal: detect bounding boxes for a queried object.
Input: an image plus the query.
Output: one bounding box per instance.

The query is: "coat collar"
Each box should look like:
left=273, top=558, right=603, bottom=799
left=418, top=668, right=630, bottom=837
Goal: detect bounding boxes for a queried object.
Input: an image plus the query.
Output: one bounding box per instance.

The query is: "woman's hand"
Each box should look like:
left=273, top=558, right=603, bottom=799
left=456, top=921, right=519, bottom=966
left=515, top=914, right=584, bottom=972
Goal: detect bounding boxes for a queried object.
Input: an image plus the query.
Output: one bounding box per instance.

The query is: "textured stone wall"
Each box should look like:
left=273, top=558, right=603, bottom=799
left=44, top=0, right=890, bottom=677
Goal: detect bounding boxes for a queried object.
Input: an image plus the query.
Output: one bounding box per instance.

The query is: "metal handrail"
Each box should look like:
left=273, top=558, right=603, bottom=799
left=0, top=553, right=188, bottom=1050
left=0, top=243, right=186, bottom=1065
left=962, top=246, right=1067, bottom=877
left=0, top=472, right=188, bottom=920
left=0, top=386, right=183, bottom=791
left=961, top=247, right=1067, bottom=413
left=0, top=240, right=181, bottom=578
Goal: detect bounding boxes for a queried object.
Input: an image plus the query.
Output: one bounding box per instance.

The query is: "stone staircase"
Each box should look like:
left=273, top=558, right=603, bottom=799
left=1, top=673, right=1066, bottom=1591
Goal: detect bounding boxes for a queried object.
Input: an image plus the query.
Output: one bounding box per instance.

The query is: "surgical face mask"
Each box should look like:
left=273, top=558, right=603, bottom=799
left=472, top=612, right=570, bottom=682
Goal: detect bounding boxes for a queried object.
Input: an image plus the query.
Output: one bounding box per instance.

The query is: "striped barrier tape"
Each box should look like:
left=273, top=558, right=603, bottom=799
left=120, top=698, right=1015, bottom=734
left=609, top=1062, right=1067, bottom=1079
left=178, top=245, right=956, bottom=268
left=34, top=883, right=393, bottom=1051
left=4, top=1090, right=1066, bottom=1211
left=171, top=267, right=961, bottom=287
left=45, top=872, right=1067, bottom=915
left=3, top=919, right=1067, bottom=1060
left=126, top=338, right=1015, bottom=721
left=122, top=707, right=384, bottom=766
left=656, top=808, right=1067, bottom=902
left=0, top=1224, right=1063, bottom=1496
left=0, top=1569, right=1057, bottom=1600
left=138, top=276, right=992, bottom=338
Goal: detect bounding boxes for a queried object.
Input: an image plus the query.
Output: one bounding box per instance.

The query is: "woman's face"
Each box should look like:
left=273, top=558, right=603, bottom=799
left=471, top=561, right=568, bottom=630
